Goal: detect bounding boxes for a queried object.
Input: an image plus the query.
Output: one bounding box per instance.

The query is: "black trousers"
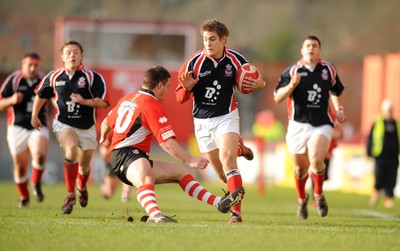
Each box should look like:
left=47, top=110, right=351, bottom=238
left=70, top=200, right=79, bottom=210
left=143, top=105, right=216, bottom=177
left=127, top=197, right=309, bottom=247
left=374, top=158, right=399, bottom=197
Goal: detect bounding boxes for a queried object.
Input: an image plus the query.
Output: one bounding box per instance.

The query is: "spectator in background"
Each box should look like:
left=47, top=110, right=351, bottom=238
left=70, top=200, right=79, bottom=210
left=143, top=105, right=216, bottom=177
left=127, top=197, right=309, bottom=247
left=252, top=110, right=285, bottom=143
left=274, top=35, right=346, bottom=220
left=366, top=99, right=400, bottom=208
left=31, top=40, right=109, bottom=214
left=176, top=19, right=266, bottom=223
left=0, top=52, right=49, bottom=208
left=251, top=110, right=285, bottom=195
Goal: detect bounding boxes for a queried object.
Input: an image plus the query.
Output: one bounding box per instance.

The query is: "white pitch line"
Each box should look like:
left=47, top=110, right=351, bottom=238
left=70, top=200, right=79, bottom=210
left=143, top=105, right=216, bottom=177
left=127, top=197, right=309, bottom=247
left=358, top=209, right=400, bottom=220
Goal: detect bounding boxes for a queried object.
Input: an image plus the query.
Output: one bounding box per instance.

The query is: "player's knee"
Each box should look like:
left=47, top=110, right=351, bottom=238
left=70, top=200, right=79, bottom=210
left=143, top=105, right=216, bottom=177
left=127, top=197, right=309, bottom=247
left=309, top=156, right=325, bottom=169
left=294, top=166, right=308, bottom=178
left=35, top=154, right=46, bottom=166
left=64, top=145, right=79, bottom=160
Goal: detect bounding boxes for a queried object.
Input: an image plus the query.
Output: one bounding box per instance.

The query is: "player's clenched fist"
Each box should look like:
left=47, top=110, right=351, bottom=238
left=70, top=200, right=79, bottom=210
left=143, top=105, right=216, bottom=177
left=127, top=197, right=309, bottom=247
left=289, top=74, right=301, bottom=91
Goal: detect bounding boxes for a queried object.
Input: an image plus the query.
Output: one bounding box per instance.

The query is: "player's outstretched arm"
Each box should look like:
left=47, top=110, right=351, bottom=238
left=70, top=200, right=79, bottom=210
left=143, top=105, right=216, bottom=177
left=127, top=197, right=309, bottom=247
left=160, top=138, right=208, bottom=169
left=176, top=71, right=199, bottom=104
left=99, top=118, right=112, bottom=145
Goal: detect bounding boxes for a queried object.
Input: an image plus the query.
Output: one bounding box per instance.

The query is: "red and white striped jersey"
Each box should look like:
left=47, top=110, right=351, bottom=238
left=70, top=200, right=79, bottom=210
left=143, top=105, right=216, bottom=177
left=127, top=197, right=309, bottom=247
left=107, top=88, right=176, bottom=155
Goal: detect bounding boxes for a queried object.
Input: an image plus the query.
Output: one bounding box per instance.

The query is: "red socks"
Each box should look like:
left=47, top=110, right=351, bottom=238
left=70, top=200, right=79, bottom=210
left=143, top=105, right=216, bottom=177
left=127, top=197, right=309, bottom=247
left=295, top=174, right=309, bottom=200
left=64, top=160, right=78, bottom=194
left=77, top=172, right=90, bottom=191
left=311, top=170, right=325, bottom=196
left=226, top=170, right=243, bottom=213
left=31, top=163, right=45, bottom=185
left=16, top=178, right=29, bottom=200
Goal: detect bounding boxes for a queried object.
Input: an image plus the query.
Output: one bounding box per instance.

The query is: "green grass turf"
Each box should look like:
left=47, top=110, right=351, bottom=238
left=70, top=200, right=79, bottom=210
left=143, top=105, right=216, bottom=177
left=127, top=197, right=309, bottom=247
left=1, top=181, right=400, bottom=251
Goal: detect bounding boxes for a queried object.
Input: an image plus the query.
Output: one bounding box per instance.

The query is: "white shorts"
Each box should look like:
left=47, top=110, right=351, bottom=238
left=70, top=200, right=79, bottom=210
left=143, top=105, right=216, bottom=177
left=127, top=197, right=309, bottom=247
left=53, top=120, right=98, bottom=151
left=7, top=125, right=49, bottom=155
left=194, top=109, right=240, bottom=153
left=285, top=120, right=333, bottom=154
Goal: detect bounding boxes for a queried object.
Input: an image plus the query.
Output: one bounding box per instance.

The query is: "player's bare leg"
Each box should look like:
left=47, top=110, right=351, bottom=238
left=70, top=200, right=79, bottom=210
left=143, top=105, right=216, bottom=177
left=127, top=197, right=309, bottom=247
left=293, top=154, right=310, bottom=219
left=206, top=149, right=227, bottom=183
left=58, top=128, right=79, bottom=214
left=153, top=160, right=244, bottom=215
left=126, top=158, right=177, bottom=223
left=307, top=134, right=330, bottom=217
left=217, top=132, right=244, bottom=223
left=12, top=150, right=30, bottom=207
left=77, top=149, right=93, bottom=208
left=28, top=134, right=48, bottom=202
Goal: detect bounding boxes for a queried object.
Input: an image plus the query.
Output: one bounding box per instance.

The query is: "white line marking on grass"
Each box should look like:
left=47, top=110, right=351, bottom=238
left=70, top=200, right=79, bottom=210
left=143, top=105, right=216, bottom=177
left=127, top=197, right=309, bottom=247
left=358, top=210, right=400, bottom=220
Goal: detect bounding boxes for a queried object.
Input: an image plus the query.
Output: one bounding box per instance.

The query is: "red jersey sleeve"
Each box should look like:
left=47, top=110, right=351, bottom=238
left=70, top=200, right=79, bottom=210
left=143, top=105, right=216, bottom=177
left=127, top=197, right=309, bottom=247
left=106, top=106, right=117, bottom=129
left=142, top=99, right=176, bottom=143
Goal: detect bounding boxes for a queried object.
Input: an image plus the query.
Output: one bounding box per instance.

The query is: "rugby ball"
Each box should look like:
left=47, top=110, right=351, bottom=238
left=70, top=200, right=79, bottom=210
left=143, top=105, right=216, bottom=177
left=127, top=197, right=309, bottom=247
left=236, top=63, right=258, bottom=94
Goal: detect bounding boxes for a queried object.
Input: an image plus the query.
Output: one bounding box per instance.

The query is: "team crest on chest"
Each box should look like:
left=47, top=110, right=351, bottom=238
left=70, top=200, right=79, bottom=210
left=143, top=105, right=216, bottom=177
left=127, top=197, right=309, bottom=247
left=224, top=64, right=233, bottom=77
left=77, top=77, right=86, bottom=88
left=321, top=69, right=328, bottom=80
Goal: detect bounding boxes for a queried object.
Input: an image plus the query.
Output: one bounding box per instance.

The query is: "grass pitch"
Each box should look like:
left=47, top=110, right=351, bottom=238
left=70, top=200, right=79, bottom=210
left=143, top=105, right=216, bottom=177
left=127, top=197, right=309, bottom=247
left=1, top=181, right=400, bottom=251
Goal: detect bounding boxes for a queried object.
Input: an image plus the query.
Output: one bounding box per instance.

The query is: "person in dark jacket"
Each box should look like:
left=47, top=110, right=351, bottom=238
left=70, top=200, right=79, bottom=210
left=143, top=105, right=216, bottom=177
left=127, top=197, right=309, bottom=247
left=367, top=99, right=400, bottom=208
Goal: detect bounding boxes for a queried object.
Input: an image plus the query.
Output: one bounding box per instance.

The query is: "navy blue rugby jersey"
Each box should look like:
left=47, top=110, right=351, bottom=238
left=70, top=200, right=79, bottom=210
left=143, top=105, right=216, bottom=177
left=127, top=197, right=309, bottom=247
left=176, top=48, right=248, bottom=119
left=0, top=70, right=47, bottom=129
left=36, top=65, right=108, bottom=129
left=275, top=59, right=345, bottom=127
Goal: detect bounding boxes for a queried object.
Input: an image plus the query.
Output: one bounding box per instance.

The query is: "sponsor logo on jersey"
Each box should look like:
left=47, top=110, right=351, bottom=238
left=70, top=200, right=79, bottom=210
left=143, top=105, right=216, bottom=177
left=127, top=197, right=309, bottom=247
left=77, top=77, right=86, bottom=88
left=121, top=100, right=138, bottom=111
left=321, top=69, right=328, bottom=80
left=198, top=70, right=211, bottom=78
left=298, top=72, right=308, bottom=77
left=17, top=86, right=28, bottom=91
left=55, top=81, right=66, bottom=86
left=161, top=130, right=175, bottom=140
left=224, top=64, right=233, bottom=77
left=158, top=116, right=168, bottom=123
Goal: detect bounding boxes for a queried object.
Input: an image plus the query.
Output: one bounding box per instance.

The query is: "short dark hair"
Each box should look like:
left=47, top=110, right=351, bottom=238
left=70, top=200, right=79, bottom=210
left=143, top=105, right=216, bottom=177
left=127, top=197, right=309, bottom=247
left=200, top=19, right=230, bottom=38
left=305, top=35, right=321, bottom=47
left=143, top=66, right=171, bottom=89
left=23, top=52, right=40, bottom=60
left=60, top=40, right=84, bottom=53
